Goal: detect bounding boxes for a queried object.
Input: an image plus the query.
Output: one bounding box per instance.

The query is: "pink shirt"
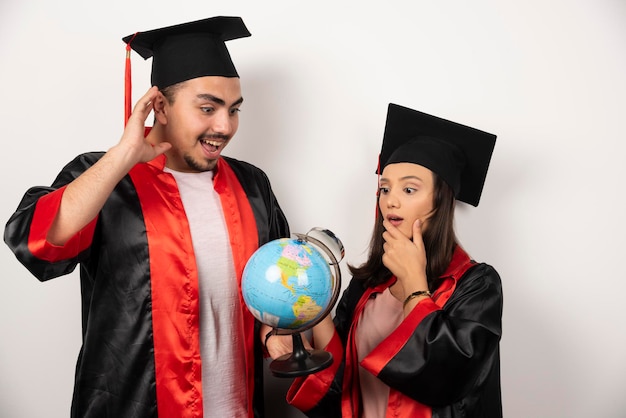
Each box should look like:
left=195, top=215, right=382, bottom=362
left=356, top=287, right=404, bottom=417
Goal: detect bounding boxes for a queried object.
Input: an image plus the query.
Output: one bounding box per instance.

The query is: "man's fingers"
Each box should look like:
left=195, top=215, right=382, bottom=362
left=152, top=142, right=172, bottom=156
left=130, top=87, right=158, bottom=122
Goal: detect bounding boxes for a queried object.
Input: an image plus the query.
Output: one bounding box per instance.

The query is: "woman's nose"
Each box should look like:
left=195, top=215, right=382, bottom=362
left=386, top=193, right=399, bottom=208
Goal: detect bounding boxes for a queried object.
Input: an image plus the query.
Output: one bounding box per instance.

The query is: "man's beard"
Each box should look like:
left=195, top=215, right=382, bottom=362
left=183, top=154, right=218, bottom=172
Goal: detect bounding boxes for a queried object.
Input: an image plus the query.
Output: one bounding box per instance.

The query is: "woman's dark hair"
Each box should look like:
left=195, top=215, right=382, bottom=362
left=348, top=173, right=458, bottom=290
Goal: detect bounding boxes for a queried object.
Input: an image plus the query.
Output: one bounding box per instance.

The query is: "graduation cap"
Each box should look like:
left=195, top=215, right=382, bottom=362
left=378, top=103, right=497, bottom=207
left=121, top=16, right=251, bottom=124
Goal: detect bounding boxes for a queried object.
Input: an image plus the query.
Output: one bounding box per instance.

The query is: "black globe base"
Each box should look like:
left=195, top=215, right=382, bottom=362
left=269, top=333, right=333, bottom=378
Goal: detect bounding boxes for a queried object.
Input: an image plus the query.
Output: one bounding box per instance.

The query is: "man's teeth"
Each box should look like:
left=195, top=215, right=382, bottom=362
left=201, top=139, right=221, bottom=149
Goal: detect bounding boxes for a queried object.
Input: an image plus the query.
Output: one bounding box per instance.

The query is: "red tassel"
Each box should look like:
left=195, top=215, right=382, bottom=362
left=124, top=33, right=138, bottom=127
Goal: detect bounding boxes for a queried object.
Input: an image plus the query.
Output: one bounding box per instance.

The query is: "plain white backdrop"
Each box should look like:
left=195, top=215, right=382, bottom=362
left=1, top=1, right=625, bottom=417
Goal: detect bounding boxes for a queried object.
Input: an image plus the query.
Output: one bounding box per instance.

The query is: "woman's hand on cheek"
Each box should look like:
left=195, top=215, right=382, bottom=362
left=382, top=219, right=428, bottom=296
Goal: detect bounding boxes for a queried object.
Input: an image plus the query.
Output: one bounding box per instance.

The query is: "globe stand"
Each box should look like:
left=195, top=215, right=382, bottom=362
left=269, top=332, right=333, bottom=378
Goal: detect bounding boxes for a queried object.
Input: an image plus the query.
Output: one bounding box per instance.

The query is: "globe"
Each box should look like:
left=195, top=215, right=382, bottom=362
left=242, top=228, right=344, bottom=377
left=242, top=237, right=333, bottom=330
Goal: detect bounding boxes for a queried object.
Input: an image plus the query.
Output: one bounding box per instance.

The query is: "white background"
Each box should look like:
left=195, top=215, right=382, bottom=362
left=1, top=1, right=625, bottom=417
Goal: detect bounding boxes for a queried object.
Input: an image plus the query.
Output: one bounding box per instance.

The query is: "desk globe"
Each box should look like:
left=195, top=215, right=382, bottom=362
left=242, top=228, right=343, bottom=377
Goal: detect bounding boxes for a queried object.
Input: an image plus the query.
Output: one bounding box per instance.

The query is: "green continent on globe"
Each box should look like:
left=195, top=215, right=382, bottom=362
left=289, top=295, right=323, bottom=328
left=277, top=257, right=306, bottom=293
left=276, top=243, right=313, bottom=294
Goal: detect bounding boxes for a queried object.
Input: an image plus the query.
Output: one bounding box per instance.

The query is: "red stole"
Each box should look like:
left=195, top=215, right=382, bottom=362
left=131, top=156, right=259, bottom=417
left=342, top=246, right=475, bottom=418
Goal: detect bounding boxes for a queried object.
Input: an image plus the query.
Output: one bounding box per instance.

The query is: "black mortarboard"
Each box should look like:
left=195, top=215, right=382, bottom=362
left=123, top=16, right=251, bottom=88
left=378, top=103, right=497, bottom=207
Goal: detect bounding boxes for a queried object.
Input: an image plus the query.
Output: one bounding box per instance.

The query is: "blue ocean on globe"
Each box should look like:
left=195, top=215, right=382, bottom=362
left=242, top=237, right=333, bottom=330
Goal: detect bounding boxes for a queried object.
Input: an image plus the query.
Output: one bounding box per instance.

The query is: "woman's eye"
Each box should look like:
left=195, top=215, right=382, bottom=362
left=378, top=187, right=389, bottom=194
left=404, top=187, right=417, bottom=194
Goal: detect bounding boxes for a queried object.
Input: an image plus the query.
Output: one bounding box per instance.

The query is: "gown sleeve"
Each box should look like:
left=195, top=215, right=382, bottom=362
left=361, top=263, right=503, bottom=406
left=3, top=153, right=100, bottom=281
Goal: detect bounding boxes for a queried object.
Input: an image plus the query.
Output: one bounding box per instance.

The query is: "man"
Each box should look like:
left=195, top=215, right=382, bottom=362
left=4, top=16, right=289, bottom=418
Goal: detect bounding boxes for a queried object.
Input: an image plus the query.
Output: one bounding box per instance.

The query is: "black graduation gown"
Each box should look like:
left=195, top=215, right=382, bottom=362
left=287, top=246, right=503, bottom=418
left=4, top=152, right=290, bottom=418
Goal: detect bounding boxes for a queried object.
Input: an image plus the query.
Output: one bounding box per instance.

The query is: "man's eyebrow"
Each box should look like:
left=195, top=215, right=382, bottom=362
left=196, top=94, right=244, bottom=107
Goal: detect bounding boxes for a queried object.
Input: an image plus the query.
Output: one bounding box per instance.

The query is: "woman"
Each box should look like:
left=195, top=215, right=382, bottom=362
left=267, top=103, right=503, bottom=417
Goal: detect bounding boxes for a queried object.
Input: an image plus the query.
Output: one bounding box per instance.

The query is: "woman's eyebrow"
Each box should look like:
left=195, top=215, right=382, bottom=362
left=379, top=175, right=424, bottom=183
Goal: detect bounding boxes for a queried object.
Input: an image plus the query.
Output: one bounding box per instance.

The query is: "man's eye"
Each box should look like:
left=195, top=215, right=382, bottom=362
left=200, top=107, right=214, bottom=113
left=230, top=108, right=241, bottom=115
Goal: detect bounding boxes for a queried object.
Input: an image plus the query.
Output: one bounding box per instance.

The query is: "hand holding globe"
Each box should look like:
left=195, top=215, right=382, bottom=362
left=242, top=228, right=344, bottom=377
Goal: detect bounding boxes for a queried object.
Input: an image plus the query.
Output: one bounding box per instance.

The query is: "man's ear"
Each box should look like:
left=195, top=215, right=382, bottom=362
left=153, top=92, right=168, bottom=124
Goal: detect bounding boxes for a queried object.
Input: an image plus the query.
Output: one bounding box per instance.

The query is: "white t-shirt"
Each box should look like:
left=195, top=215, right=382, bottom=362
left=166, top=168, right=248, bottom=417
